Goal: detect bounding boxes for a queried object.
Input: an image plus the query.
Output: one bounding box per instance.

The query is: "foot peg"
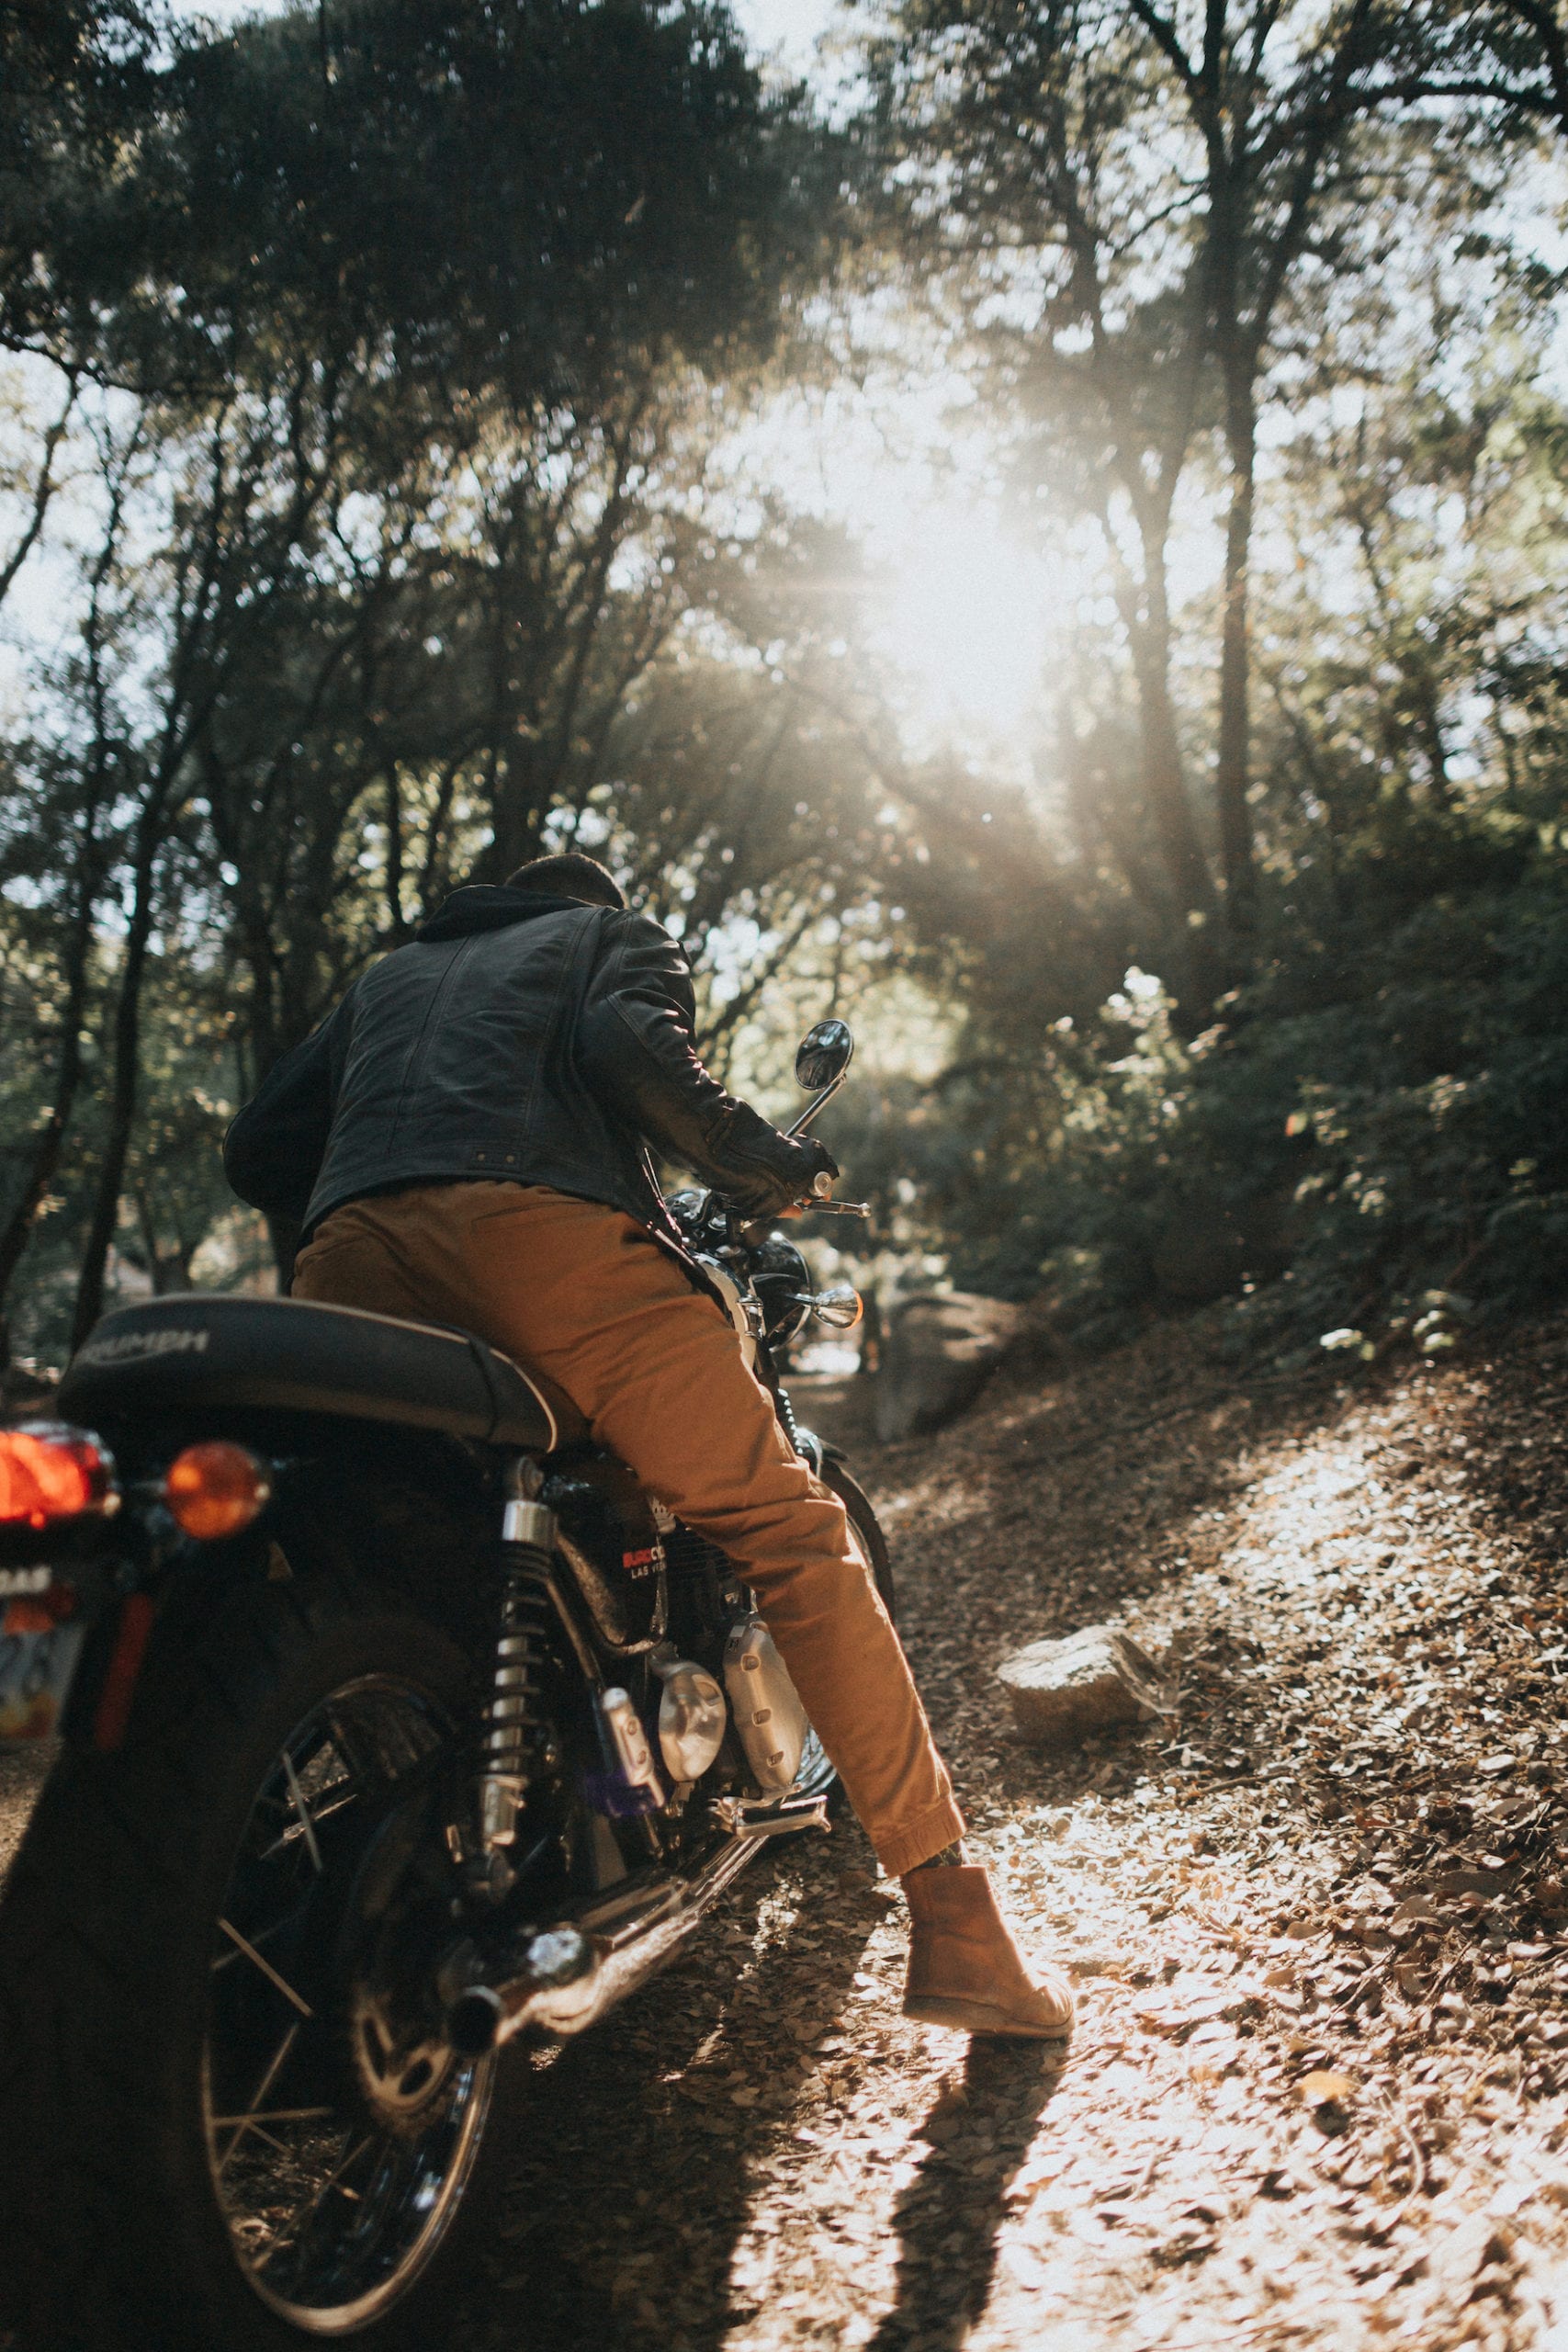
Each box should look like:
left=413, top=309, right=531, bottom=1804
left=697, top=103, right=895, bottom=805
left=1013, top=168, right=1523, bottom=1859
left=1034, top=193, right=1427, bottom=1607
left=714, top=1793, right=830, bottom=1839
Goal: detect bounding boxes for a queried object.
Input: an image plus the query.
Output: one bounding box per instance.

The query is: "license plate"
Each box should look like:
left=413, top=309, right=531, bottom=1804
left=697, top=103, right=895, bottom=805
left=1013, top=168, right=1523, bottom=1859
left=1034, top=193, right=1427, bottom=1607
left=0, top=1605, right=85, bottom=1741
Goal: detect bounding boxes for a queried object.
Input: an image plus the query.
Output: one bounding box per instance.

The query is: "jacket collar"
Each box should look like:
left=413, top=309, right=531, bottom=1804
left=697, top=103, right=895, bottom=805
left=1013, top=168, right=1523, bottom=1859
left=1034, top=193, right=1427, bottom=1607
left=414, top=887, right=593, bottom=943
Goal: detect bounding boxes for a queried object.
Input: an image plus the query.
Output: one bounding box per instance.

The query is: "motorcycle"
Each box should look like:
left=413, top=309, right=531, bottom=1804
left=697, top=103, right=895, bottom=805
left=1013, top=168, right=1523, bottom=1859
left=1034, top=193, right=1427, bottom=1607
left=0, top=1018, right=889, bottom=2350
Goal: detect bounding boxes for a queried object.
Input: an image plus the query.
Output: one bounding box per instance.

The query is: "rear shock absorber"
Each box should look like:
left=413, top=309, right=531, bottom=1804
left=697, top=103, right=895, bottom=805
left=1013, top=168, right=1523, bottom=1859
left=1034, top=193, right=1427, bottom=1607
left=478, top=1470, right=558, bottom=1859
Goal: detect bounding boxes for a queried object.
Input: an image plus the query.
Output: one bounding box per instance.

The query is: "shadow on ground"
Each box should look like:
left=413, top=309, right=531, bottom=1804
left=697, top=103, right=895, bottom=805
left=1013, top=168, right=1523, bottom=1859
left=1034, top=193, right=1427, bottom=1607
left=864, top=2043, right=1065, bottom=2352
left=447, top=1835, right=887, bottom=2350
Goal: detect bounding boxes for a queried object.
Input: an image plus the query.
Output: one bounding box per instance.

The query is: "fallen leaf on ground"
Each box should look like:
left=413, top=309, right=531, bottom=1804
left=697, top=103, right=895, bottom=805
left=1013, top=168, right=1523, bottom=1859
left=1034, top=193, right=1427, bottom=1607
left=1297, top=2071, right=1357, bottom=2105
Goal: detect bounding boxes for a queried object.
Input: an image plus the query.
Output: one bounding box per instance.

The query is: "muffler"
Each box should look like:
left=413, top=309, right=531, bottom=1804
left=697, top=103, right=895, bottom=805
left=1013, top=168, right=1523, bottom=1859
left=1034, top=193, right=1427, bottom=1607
left=442, top=1795, right=829, bottom=2055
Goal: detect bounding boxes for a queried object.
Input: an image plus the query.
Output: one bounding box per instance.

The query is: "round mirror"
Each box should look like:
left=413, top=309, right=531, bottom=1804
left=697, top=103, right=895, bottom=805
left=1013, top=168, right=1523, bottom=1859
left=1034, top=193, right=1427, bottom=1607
left=795, top=1018, right=853, bottom=1093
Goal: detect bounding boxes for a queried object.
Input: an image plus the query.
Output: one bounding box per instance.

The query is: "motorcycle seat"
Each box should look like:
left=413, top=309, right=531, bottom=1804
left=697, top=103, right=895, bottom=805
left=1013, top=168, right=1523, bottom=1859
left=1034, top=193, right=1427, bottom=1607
left=58, top=1295, right=586, bottom=1453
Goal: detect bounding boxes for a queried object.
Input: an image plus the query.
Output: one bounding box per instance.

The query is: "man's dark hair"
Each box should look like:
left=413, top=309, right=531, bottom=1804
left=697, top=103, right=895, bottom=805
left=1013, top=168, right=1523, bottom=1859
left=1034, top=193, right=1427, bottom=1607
left=504, top=852, right=626, bottom=910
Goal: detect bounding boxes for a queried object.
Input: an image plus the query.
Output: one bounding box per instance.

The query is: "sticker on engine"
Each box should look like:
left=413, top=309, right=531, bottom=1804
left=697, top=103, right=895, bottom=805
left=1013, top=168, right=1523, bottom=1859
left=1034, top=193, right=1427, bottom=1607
left=621, top=1544, right=666, bottom=1581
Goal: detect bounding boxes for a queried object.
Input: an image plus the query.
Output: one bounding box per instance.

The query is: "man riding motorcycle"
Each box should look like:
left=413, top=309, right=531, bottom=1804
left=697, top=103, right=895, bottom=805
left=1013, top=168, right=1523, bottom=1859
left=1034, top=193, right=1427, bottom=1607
left=224, top=848, right=1071, bottom=2039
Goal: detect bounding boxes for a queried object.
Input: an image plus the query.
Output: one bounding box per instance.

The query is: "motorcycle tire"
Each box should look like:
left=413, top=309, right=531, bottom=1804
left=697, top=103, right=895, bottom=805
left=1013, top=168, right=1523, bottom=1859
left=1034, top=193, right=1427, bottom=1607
left=820, top=1456, right=897, bottom=1625
left=0, top=1557, right=528, bottom=2352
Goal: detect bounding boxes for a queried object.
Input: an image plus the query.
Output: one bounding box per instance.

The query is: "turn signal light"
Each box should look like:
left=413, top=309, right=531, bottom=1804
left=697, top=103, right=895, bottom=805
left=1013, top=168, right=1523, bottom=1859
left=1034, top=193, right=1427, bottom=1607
left=164, top=1443, right=271, bottom=1542
left=0, top=1425, right=116, bottom=1531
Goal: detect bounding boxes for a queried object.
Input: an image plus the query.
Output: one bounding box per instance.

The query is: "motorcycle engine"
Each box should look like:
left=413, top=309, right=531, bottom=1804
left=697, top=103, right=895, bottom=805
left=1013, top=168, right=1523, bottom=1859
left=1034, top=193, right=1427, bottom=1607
left=652, top=1654, right=728, bottom=1782
left=723, top=1615, right=809, bottom=1793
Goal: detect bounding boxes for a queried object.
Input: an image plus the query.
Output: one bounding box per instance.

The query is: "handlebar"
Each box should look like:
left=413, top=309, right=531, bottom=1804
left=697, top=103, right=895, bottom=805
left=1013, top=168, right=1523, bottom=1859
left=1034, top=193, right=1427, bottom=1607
left=671, top=1182, right=871, bottom=1231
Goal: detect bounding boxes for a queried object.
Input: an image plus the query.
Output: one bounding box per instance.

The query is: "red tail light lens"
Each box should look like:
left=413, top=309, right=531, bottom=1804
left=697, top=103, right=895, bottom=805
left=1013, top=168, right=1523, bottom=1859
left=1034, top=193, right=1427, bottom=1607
left=0, top=1425, right=117, bottom=1531
left=164, top=1442, right=271, bottom=1541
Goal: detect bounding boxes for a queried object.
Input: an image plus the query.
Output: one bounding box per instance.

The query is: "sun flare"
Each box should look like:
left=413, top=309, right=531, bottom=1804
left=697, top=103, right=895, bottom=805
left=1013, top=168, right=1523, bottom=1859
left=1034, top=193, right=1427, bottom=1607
left=877, top=503, right=1053, bottom=746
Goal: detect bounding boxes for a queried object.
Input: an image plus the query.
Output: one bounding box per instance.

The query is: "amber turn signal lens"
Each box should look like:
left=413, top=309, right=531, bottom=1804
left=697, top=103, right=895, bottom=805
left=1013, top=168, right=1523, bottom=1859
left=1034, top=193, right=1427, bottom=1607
left=164, top=1442, right=271, bottom=1541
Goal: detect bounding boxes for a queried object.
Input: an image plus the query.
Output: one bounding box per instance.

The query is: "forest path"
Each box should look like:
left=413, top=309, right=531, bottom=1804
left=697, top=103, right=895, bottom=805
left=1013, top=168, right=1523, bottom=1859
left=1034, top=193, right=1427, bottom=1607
left=7, top=1314, right=1568, bottom=2349
left=452, top=1311, right=1568, bottom=2352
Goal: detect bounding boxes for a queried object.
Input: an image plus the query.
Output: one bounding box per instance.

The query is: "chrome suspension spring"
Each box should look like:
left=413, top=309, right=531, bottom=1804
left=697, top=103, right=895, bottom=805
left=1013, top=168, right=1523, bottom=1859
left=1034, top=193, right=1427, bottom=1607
left=477, top=1495, right=557, bottom=1856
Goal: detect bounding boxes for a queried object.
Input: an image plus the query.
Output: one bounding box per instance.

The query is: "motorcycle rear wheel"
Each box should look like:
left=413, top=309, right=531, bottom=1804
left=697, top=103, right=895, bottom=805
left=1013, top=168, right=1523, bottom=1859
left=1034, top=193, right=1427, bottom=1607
left=0, top=1563, right=525, bottom=2350
left=821, top=1456, right=896, bottom=1624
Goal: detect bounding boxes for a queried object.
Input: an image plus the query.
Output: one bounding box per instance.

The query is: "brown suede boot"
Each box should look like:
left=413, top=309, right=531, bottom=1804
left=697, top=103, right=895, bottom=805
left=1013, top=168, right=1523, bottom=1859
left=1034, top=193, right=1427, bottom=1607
left=901, top=1865, right=1075, bottom=2038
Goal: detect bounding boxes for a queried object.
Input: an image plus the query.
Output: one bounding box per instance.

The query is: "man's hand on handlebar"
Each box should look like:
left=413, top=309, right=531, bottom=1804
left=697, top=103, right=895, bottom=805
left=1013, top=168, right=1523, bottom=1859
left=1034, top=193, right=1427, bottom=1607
left=773, top=1136, right=836, bottom=1220
left=785, top=1169, right=873, bottom=1221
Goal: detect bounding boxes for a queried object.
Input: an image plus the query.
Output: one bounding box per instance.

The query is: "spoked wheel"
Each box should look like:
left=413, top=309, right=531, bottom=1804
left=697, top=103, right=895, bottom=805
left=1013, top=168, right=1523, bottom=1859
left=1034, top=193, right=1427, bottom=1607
left=204, top=1678, right=497, bottom=2335
left=0, top=1569, right=525, bottom=2352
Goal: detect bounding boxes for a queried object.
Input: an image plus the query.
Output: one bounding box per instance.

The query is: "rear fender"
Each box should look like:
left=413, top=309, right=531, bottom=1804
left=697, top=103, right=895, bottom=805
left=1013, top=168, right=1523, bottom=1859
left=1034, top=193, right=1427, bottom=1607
left=53, top=1418, right=499, bottom=1753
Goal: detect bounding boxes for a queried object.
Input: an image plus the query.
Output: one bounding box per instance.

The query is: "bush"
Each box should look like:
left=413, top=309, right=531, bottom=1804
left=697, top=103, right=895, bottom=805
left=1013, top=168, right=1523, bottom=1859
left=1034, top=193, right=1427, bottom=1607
left=840, top=823, right=1568, bottom=1359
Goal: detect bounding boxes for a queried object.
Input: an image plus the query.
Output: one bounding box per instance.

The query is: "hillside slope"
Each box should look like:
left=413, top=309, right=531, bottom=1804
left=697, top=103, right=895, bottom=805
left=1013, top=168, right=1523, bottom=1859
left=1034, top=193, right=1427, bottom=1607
left=6, top=1315, right=1568, bottom=2349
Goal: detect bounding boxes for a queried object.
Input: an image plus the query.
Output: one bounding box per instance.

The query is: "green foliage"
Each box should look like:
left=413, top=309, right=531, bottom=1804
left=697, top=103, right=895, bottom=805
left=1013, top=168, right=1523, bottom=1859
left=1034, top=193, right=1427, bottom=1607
left=864, top=816, right=1568, bottom=1357
left=11, top=0, right=1568, bottom=1381
left=6, top=0, right=822, bottom=398
left=1258, top=854, right=1568, bottom=1338
left=0, top=0, right=895, bottom=1357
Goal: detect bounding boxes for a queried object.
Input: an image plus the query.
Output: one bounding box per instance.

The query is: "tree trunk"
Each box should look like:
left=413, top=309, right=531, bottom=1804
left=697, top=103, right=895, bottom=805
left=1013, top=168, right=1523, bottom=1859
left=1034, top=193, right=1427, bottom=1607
left=71, top=831, right=161, bottom=1350
left=234, top=967, right=322, bottom=1292
left=1215, top=379, right=1257, bottom=929
left=265, top=1209, right=302, bottom=1293
left=1127, top=605, right=1214, bottom=924
left=1409, top=654, right=1452, bottom=808
left=0, top=370, right=79, bottom=614
left=1124, top=566, right=1223, bottom=1018
left=0, top=840, right=100, bottom=1363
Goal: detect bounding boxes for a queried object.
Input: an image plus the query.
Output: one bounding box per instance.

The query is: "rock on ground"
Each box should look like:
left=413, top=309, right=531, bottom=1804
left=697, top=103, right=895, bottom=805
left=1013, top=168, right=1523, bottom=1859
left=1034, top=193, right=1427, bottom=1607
left=997, top=1624, right=1175, bottom=1746
left=872, top=1290, right=1026, bottom=1444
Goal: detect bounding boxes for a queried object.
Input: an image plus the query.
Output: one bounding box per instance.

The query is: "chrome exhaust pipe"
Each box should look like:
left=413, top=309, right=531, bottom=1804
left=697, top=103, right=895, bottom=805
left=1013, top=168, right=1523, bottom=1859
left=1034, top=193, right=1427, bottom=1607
left=443, top=1796, right=829, bottom=2055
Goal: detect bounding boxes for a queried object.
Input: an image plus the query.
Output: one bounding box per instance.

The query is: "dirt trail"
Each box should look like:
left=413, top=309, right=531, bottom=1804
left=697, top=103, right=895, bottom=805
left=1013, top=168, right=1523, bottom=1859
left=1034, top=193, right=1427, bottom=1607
left=7, top=1314, right=1568, bottom=2348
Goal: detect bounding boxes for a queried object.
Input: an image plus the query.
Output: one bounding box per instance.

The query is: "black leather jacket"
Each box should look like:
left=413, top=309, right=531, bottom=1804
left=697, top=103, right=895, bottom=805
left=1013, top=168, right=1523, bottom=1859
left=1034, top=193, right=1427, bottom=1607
left=223, top=888, right=834, bottom=1249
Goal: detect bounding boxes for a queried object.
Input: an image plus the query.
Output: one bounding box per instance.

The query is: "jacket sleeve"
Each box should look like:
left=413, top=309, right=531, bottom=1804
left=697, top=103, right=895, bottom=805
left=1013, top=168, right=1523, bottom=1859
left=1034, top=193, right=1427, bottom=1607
left=222, top=1007, right=343, bottom=1223
left=576, top=913, right=835, bottom=1220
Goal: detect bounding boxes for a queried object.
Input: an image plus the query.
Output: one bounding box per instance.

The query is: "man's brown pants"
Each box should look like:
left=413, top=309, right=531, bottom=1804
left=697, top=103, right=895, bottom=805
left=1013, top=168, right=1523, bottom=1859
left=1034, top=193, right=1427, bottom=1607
left=292, top=1182, right=964, bottom=1876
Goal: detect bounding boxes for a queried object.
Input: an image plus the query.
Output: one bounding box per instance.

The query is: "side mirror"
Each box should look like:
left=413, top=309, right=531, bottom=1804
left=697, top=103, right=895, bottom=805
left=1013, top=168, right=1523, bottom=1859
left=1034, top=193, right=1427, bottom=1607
left=795, top=1019, right=853, bottom=1093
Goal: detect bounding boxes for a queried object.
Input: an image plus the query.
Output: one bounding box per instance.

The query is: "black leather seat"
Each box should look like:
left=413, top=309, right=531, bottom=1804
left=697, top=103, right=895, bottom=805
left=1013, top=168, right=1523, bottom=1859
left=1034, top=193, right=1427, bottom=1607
left=59, top=1295, right=581, bottom=1453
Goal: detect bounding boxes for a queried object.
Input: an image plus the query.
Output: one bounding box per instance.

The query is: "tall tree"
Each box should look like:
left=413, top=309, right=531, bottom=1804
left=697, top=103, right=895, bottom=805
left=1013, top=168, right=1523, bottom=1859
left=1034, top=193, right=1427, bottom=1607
left=868, top=5, right=1217, bottom=969
left=0, top=0, right=856, bottom=1339
left=874, top=0, right=1443, bottom=944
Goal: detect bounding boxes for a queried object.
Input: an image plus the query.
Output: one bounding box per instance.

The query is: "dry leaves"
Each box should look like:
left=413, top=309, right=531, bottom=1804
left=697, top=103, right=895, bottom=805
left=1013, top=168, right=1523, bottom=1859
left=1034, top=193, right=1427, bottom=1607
left=11, top=1311, right=1568, bottom=2349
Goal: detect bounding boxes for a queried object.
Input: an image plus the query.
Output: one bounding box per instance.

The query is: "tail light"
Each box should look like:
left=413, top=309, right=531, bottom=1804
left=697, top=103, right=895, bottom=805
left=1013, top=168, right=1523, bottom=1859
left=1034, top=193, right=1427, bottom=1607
left=164, top=1442, right=271, bottom=1541
left=0, top=1424, right=118, bottom=1531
